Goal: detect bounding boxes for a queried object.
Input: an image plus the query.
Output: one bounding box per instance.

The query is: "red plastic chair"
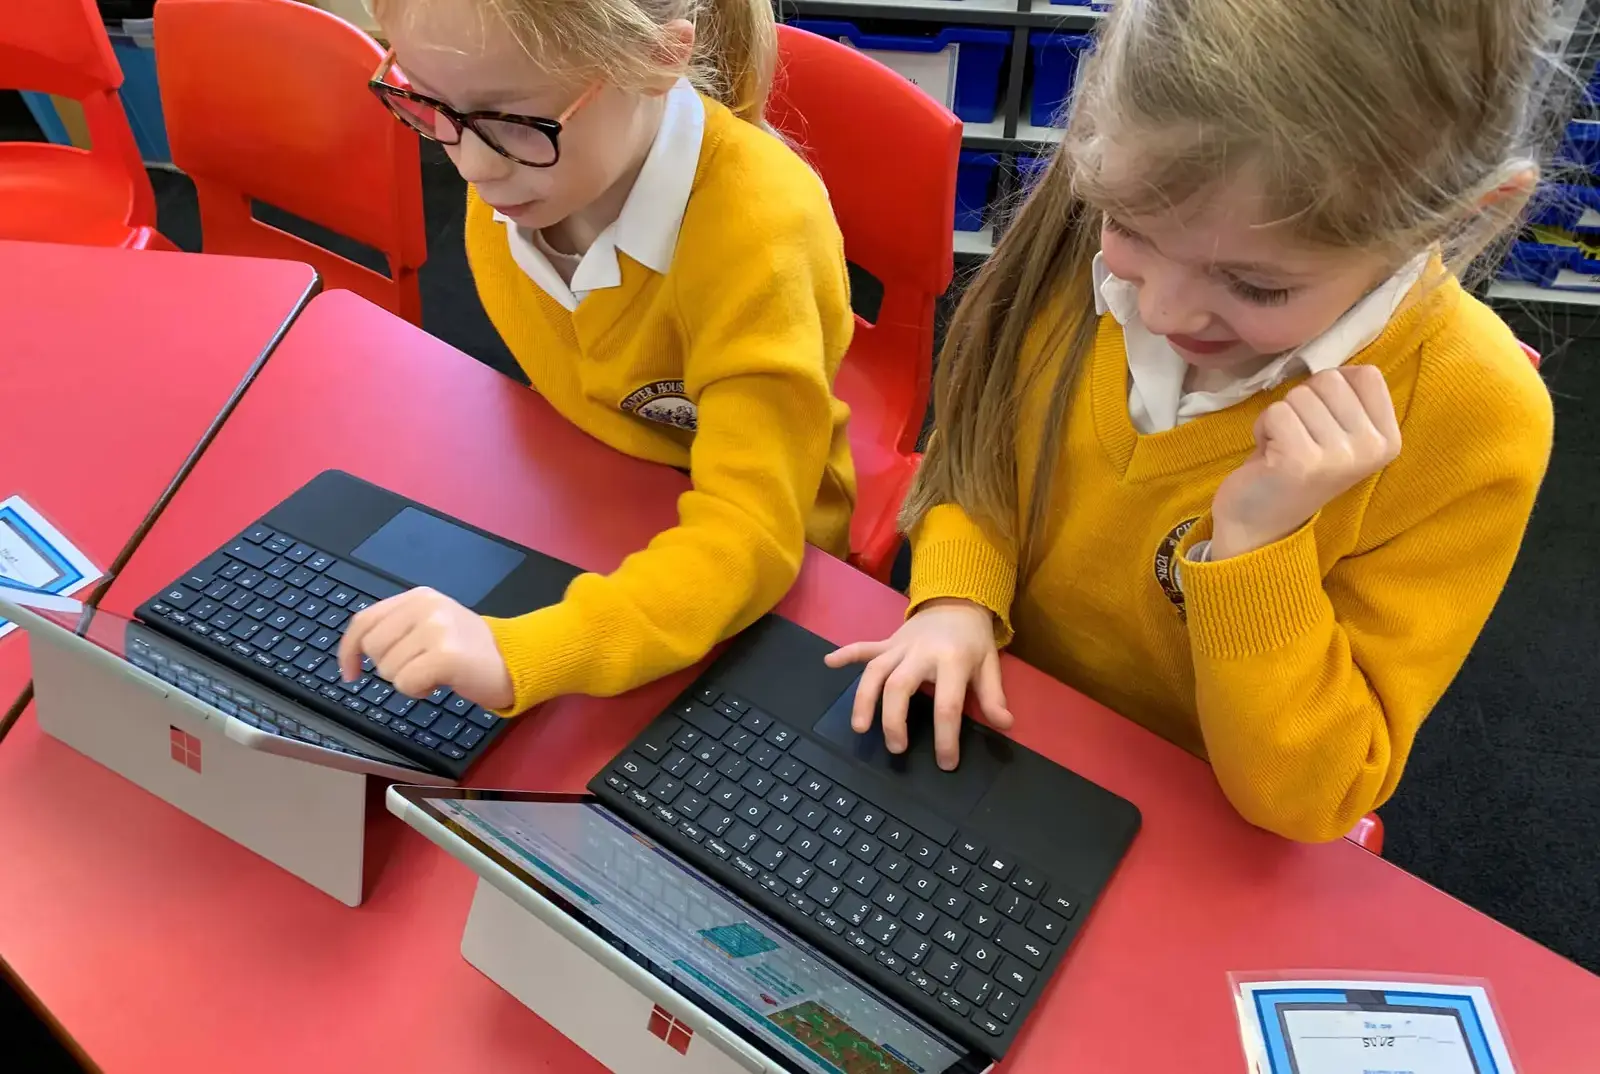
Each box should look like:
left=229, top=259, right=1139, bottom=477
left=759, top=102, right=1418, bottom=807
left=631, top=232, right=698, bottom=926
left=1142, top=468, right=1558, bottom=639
left=768, top=25, right=962, bottom=580
left=0, top=0, right=174, bottom=249
left=154, top=0, right=426, bottom=322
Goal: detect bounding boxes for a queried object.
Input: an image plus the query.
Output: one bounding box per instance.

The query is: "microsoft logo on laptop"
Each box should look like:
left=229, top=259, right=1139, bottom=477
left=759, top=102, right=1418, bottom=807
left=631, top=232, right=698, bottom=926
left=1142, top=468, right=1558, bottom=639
left=647, top=1005, right=693, bottom=1056
left=169, top=726, right=202, bottom=773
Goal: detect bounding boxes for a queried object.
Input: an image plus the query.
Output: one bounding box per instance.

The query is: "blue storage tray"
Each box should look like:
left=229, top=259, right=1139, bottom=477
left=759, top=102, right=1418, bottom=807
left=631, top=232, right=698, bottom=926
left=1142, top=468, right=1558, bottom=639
left=1560, top=120, right=1600, bottom=174
left=956, top=151, right=999, bottom=231
left=110, top=23, right=170, bottom=164
left=1016, top=153, right=1049, bottom=191
left=20, top=91, right=72, bottom=144
left=1499, top=241, right=1572, bottom=287
left=789, top=20, right=1012, bottom=123
left=1526, top=184, right=1599, bottom=231
left=1029, top=31, right=1093, bottom=127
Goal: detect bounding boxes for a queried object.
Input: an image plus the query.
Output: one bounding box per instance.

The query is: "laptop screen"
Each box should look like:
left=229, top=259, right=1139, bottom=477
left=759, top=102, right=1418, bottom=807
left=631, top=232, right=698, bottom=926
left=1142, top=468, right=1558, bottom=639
left=431, top=795, right=977, bottom=1074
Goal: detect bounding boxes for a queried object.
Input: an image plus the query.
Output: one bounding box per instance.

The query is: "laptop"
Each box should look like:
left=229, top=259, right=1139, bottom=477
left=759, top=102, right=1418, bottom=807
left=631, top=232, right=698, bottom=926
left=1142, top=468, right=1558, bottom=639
left=131, top=470, right=582, bottom=780
left=396, top=618, right=1141, bottom=1062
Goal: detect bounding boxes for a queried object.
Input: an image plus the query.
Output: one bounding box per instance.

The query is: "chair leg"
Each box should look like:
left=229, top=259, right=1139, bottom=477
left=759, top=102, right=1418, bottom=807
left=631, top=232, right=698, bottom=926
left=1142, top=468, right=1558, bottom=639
left=130, top=226, right=182, bottom=252
left=1344, top=814, right=1385, bottom=856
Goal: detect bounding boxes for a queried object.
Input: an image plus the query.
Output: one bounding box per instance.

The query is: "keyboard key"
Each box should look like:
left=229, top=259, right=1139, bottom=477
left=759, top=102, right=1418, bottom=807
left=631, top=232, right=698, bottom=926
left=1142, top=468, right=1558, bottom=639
left=793, top=802, right=827, bottom=830
left=672, top=726, right=702, bottom=754
left=994, top=926, right=1049, bottom=970
left=225, top=541, right=274, bottom=569
left=649, top=775, right=683, bottom=804
left=306, top=575, right=335, bottom=597
left=995, top=959, right=1035, bottom=995
left=971, top=1010, right=1005, bottom=1037
left=256, top=578, right=287, bottom=601
left=758, top=871, right=788, bottom=897
left=739, top=769, right=774, bottom=797
left=663, top=750, right=697, bottom=779
left=263, top=533, right=293, bottom=554
left=844, top=931, right=874, bottom=956
left=988, top=989, right=1019, bottom=1023
left=759, top=814, right=795, bottom=843
left=964, top=905, right=1003, bottom=938
left=688, top=766, right=719, bottom=794
left=965, top=939, right=1002, bottom=974
left=720, top=694, right=750, bottom=714
left=981, top=853, right=1015, bottom=881
left=848, top=834, right=882, bottom=864
left=905, top=870, right=940, bottom=901
left=244, top=599, right=274, bottom=621
left=1025, top=908, right=1066, bottom=943
left=722, top=727, right=755, bottom=754
left=270, top=638, right=305, bottom=662
left=816, top=848, right=850, bottom=877
left=264, top=558, right=295, bottom=579
left=224, top=589, right=253, bottom=610
left=318, top=607, right=350, bottom=630
left=242, top=525, right=273, bottom=545
left=390, top=720, right=415, bottom=738
left=908, top=838, right=940, bottom=868
left=771, top=756, right=806, bottom=784
left=307, top=629, right=339, bottom=652
left=467, top=707, right=498, bottom=731
left=764, top=723, right=796, bottom=749
left=285, top=543, right=315, bottom=564
left=787, top=830, right=824, bottom=860
left=933, top=919, right=969, bottom=954
left=710, top=781, right=744, bottom=809
left=715, top=753, right=751, bottom=782
left=843, top=864, right=878, bottom=897
left=692, top=740, right=726, bottom=767
left=893, top=931, right=933, bottom=966
left=285, top=616, right=316, bottom=640
left=414, top=732, right=442, bottom=749
left=749, top=839, right=786, bottom=872
left=456, top=725, right=486, bottom=750
left=766, top=785, right=802, bottom=814
left=956, top=972, right=994, bottom=1008
left=873, top=949, right=906, bottom=975
left=703, top=838, right=731, bottom=859
left=725, top=823, right=761, bottom=854
left=1046, top=893, right=1078, bottom=920
left=952, top=836, right=986, bottom=864
left=966, top=874, right=1002, bottom=904
left=234, top=569, right=265, bottom=590
left=348, top=595, right=375, bottom=614
left=836, top=896, right=871, bottom=928
left=739, top=708, right=772, bottom=734
left=996, top=888, right=1032, bottom=923
left=938, top=990, right=971, bottom=1016
left=903, top=899, right=938, bottom=934
left=266, top=609, right=297, bottom=632
left=849, top=804, right=886, bottom=833
left=879, top=820, right=914, bottom=850
left=863, top=912, right=899, bottom=945
left=229, top=619, right=261, bottom=642
left=439, top=743, right=468, bottom=761
left=804, top=875, right=844, bottom=907
left=305, top=552, right=335, bottom=573
left=824, top=790, right=858, bottom=816
left=678, top=821, right=705, bottom=844
left=360, top=681, right=393, bottom=706
left=745, top=741, right=780, bottom=769
left=713, top=700, right=742, bottom=723
left=935, top=890, right=971, bottom=918
left=776, top=856, right=814, bottom=890
left=735, top=800, right=770, bottom=826
left=675, top=793, right=706, bottom=820
left=797, top=773, right=832, bottom=800
left=872, top=884, right=908, bottom=915
left=702, top=811, right=734, bottom=837
left=927, top=955, right=964, bottom=986
left=821, top=819, right=854, bottom=847
left=906, top=967, right=939, bottom=996
left=209, top=610, right=241, bottom=631
left=614, top=755, right=657, bottom=784
left=815, top=909, right=845, bottom=934
left=219, top=561, right=247, bottom=581
left=677, top=702, right=732, bottom=740
left=936, top=858, right=971, bottom=885
left=327, top=586, right=356, bottom=607
left=731, top=856, right=759, bottom=879
left=430, top=714, right=464, bottom=740
left=204, top=580, right=235, bottom=602
left=272, top=589, right=302, bottom=610
left=786, top=892, right=815, bottom=916
left=879, top=852, right=911, bottom=882
left=315, top=661, right=342, bottom=683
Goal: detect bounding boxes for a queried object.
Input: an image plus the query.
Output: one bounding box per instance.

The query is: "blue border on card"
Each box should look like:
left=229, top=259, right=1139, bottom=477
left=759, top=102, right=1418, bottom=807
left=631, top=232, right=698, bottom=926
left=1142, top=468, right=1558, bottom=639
left=0, top=506, right=83, bottom=594
left=1250, top=987, right=1500, bottom=1074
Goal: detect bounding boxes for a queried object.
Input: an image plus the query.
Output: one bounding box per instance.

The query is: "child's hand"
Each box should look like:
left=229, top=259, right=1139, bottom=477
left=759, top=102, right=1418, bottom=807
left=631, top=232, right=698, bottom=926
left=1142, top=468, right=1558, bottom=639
left=823, top=598, right=1013, bottom=770
left=1210, top=367, right=1402, bottom=560
left=337, top=587, right=515, bottom=710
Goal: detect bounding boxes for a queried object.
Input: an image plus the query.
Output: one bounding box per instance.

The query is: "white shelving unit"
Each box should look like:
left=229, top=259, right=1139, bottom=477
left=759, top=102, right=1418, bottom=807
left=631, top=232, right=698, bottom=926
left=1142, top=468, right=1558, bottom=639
left=954, top=228, right=998, bottom=257
left=1488, top=280, right=1600, bottom=307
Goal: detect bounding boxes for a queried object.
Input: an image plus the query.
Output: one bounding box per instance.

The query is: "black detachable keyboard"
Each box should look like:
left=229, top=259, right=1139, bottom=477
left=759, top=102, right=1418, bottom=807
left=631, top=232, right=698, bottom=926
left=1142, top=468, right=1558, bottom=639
left=589, top=683, right=1079, bottom=1052
left=137, top=524, right=506, bottom=779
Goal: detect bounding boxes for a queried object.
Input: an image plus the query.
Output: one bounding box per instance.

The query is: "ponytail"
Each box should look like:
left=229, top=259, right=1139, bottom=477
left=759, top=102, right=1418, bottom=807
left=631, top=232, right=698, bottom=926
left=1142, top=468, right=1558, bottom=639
left=692, top=0, right=777, bottom=125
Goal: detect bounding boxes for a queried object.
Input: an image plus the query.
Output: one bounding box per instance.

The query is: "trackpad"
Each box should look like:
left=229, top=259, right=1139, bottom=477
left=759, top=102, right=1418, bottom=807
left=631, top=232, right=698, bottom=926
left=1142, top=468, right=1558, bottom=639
left=351, top=508, right=524, bottom=607
left=811, top=679, right=1008, bottom=819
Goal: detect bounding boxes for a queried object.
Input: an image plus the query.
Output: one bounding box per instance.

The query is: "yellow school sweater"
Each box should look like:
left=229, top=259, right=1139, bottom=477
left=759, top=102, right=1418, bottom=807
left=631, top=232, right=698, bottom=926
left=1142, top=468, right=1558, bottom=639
left=910, top=274, right=1552, bottom=842
left=465, top=97, right=856, bottom=714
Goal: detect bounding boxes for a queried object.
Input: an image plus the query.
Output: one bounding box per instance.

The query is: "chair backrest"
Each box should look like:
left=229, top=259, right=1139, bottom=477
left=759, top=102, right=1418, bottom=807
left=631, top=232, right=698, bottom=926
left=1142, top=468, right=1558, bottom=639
left=768, top=25, right=962, bottom=456
left=1, top=0, right=156, bottom=227
left=154, top=0, right=427, bottom=322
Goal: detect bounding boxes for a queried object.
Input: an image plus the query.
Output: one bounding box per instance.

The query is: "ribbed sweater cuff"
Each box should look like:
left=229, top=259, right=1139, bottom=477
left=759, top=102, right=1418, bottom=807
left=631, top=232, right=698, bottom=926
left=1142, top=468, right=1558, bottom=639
left=1178, top=515, right=1329, bottom=659
left=908, top=539, right=1019, bottom=646
left=483, top=601, right=596, bottom=716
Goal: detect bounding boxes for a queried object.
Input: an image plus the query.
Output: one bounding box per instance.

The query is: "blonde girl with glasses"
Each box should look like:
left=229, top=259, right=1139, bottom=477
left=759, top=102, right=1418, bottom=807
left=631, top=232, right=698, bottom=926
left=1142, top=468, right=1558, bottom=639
left=830, top=0, right=1556, bottom=842
left=342, top=0, right=855, bottom=717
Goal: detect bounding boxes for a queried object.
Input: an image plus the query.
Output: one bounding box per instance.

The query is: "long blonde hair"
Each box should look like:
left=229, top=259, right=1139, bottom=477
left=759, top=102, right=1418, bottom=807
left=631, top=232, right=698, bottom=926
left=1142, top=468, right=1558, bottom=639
left=377, top=0, right=776, bottom=124
left=902, top=0, right=1552, bottom=570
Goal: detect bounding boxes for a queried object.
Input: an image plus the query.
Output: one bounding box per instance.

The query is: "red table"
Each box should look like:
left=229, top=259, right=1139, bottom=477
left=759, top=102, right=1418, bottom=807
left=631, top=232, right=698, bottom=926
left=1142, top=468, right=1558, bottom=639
left=0, top=242, right=318, bottom=725
left=0, top=290, right=1594, bottom=1073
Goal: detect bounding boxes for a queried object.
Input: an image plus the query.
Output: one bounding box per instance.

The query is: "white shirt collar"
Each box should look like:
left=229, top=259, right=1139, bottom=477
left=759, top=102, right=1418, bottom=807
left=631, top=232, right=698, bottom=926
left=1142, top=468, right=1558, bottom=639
left=1094, top=251, right=1429, bottom=434
left=494, top=78, right=705, bottom=311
